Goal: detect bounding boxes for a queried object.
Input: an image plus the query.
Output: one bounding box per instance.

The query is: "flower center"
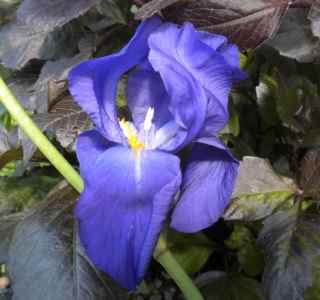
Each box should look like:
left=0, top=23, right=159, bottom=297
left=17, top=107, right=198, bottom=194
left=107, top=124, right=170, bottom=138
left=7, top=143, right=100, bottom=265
left=119, top=119, right=145, bottom=151
left=119, top=107, right=155, bottom=152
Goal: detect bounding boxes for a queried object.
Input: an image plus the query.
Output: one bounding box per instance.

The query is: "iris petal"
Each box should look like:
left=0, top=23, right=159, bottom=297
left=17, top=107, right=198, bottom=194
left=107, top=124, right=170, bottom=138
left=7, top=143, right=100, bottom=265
left=68, top=17, right=162, bottom=143
left=127, top=63, right=172, bottom=129
left=148, top=23, right=207, bottom=151
left=149, top=22, right=231, bottom=111
left=76, top=130, right=110, bottom=178
left=148, top=21, right=246, bottom=147
left=199, top=32, right=227, bottom=50
left=218, top=44, right=247, bottom=81
left=76, top=146, right=181, bottom=289
left=200, top=92, right=229, bottom=136
left=170, top=141, right=238, bottom=233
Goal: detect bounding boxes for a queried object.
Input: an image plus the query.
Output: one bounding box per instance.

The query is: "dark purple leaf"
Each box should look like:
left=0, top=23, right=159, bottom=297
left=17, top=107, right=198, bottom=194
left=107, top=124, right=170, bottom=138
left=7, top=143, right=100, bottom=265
left=0, top=19, right=80, bottom=70
left=308, top=0, right=320, bottom=38
left=258, top=206, right=320, bottom=300
left=21, top=96, right=92, bottom=163
left=195, top=271, right=263, bottom=299
left=136, top=0, right=293, bottom=49
left=268, top=8, right=320, bottom=63
left=8, top=182, right=128, bottom=300
left=299, top=149, right=320, bottom=200
left=0, top=20, right=51, bottom=69
left=33, top=49, right=94, bottom=113
left=135, top=0, right=181, bottom=19
left=17, top=0, right=100, bottom=32
left=0, top=213, right=24, bottom=263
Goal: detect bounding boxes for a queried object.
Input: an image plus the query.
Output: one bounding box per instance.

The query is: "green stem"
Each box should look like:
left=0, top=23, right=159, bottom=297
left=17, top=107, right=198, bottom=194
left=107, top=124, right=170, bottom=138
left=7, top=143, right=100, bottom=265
left=0, top=76, right=204, bottom=300
left=0, top=77, right=83, bottom=193
left=155, top=235, right=204, bottom=300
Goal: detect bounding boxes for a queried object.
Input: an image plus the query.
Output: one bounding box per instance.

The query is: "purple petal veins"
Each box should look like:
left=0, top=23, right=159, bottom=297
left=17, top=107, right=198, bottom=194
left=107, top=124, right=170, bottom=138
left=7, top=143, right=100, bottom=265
left=68, top=15, right=246, bottom=290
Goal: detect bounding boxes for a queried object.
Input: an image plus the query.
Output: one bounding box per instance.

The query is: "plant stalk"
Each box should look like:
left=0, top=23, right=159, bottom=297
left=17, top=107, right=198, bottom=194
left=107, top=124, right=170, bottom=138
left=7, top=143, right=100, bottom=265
left=0, top=77, right=83, bottom=192
left=0, top=76, right=204, bottom=300
left=155, top=234, right=204, bottom=300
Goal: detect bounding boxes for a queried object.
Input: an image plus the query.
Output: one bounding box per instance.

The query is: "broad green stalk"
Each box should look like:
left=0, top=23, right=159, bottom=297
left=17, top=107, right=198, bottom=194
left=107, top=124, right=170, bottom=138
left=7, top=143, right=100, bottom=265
left=0, top=77, right=204, bottom=300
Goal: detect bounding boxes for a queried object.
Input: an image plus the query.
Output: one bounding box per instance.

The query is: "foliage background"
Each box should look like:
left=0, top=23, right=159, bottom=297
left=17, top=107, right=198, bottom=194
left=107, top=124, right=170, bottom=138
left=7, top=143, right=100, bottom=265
left=0, top=0, right=320, bottom=299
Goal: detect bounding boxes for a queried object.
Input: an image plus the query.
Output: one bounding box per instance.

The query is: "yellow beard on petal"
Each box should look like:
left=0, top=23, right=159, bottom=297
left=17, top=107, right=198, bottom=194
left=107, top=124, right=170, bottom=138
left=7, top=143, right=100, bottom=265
left=119, top=119, right=145, bottom=152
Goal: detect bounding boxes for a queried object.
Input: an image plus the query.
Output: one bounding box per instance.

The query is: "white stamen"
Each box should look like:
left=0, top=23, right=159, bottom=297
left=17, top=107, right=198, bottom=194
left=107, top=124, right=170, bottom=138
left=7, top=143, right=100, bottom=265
left=143, top=107, right=155, bottom=132
left=119, top=120, right=138, bottom=139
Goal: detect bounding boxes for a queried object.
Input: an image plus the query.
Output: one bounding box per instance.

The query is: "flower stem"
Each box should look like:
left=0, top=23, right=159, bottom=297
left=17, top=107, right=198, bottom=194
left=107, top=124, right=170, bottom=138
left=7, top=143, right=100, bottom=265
left=0, top=76, right=204, bottom=300
left=0, top=77, right=83, bottom=193
left=154, top=235, right=204, bottom=300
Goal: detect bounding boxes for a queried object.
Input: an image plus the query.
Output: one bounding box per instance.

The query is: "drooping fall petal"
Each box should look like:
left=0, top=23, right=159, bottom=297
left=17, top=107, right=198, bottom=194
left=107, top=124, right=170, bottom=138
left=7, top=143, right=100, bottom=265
left=76, top=146, right=181, bottom=289
left=170, top=141, right=238, bottom=233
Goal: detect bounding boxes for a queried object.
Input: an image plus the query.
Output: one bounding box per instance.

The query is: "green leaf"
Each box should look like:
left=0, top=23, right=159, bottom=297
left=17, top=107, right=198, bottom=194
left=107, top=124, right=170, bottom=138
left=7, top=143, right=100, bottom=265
left=302, top=128, right=320, bottom=148
left=224, top=156, right=297, bottom=221
left=256, top=60, right=320, bottom=147
left=304, top=257, right=320, bottom=300
left=238, top=244, right=264, bottom=278
left=225, top=225, right=264, bottom=277
left=97, top=0, right=130, bottom=25
left=0, top=171, right=60, bottom=216
left=0, top=150, right=21, bottom=174
left=255, top=76, right=280, bottom=127
left=258, top=205, right=320, bottom=300
left=195, top=272, right=263, bottom=300
left=165, top=229, right=214, bottom=274
left=273, top=71, right=306, bottom=133
left=7, top=182, right=129, bottom=300
left=116, top=78, right=128, bottom=108
left=0, top=64, right=14, bottom=81
left=0, top=213, right=24, bottom=263
left=0, top=0, right=19, bottom=25
left=220, top=100, right=240, bottom=137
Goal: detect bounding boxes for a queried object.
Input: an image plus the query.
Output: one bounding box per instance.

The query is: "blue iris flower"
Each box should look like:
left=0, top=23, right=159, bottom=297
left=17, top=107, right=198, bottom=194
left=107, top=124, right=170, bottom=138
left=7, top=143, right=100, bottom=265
left=68, top=16, right=246, bottom=290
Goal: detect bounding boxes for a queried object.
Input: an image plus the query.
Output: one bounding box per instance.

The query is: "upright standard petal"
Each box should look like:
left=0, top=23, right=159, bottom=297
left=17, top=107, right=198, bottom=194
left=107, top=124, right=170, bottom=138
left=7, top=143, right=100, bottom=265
left=148, top=24, right=207, bottom=150
left=170, top=142, right=238, bottom=233
left=149, top=22, right=234, bottom=114
left=127, top=62, right=172, bottom=130
left=68, top=17, right=162, bottom=143
left=199, top=32, right=246, bottom=81
left=147, top=21, right=246, bottom=147
left=199, top=92, right=229, bottom=137
left=76, top=146, right=181, bottom=289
